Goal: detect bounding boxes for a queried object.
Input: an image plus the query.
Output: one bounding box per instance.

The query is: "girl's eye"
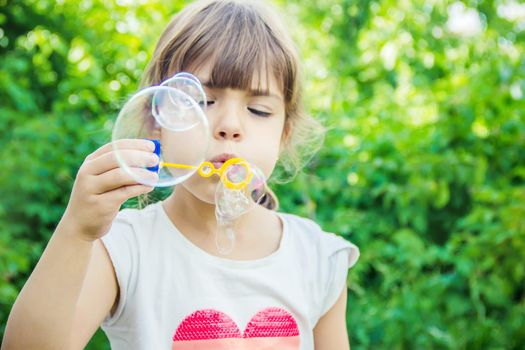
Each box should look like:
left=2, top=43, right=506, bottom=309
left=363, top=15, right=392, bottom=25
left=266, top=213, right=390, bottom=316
left=248, top=107, right=271, bottom=117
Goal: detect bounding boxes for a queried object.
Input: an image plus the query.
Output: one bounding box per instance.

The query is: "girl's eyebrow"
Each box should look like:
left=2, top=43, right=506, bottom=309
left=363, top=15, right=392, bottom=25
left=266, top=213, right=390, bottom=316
left=200, top=79, right=283, bottom=101
left=248, top=89, right=282, bottom=101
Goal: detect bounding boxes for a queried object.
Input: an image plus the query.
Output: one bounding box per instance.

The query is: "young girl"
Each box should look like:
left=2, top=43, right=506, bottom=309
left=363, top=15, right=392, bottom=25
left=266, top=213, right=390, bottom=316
left=2, top=1, right=359, bottom=349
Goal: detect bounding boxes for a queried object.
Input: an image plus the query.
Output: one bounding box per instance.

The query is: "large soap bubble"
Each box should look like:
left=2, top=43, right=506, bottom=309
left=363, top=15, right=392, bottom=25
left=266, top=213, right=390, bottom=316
left=112, top=75, right=209, bottom=187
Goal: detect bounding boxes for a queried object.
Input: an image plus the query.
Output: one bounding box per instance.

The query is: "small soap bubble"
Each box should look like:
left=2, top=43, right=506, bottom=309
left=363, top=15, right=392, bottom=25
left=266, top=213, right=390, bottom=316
left=214, top=162, right=268, bottom=254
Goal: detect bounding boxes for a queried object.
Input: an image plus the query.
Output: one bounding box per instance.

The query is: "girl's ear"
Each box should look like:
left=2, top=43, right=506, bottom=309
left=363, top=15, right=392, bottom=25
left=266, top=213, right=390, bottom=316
left=144, top=116, right=162, bottom=140
left=151, top=122, right=162, bottom=139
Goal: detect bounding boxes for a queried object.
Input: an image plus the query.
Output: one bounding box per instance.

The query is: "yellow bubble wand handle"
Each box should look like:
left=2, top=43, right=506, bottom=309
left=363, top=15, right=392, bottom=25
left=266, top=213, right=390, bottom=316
left=160, top=157, right=253, bottom=190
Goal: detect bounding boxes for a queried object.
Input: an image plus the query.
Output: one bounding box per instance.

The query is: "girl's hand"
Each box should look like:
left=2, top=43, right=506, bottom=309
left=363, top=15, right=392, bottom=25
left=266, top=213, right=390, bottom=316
left=61, top=139, right=159, bottom=242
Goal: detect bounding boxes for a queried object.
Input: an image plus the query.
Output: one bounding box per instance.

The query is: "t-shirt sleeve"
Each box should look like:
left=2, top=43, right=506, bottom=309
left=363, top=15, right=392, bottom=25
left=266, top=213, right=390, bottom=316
left=100, top=209, right=139, bottom=326
left=316, top=233, right=360, bottom=319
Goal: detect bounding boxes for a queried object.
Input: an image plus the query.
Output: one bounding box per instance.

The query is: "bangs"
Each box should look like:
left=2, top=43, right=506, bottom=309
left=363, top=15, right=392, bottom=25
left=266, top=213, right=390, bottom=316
left=177, top=1, right=292, bottom=100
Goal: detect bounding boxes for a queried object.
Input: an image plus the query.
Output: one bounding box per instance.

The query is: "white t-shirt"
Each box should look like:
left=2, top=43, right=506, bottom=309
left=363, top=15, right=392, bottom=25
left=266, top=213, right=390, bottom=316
left=100, top=202, right=359, bottom=350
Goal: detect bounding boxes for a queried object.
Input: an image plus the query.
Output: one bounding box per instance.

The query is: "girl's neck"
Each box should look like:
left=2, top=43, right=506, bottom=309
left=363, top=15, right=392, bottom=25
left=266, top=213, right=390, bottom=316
left=161, top=185, right=283, bottom=259
left=163, top=185, right=217, bottom=235
left=162, top=185, right=266, bottom=238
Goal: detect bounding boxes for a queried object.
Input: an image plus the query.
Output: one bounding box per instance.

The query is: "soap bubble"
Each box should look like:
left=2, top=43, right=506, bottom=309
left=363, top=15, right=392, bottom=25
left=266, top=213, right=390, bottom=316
left=215, top=220, right=236, bottom=256
left=112, top=82, right=209, bottom=187
left=215, top=164, right=266, bottom=220
left=214, top=163, right=267, bottom=254
left=161, top=72, right=207, bottom=109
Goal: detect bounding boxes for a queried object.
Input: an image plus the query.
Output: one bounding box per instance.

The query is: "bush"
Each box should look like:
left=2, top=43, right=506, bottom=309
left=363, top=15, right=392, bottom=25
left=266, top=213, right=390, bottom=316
left=1, top=0, right=524, bottom=348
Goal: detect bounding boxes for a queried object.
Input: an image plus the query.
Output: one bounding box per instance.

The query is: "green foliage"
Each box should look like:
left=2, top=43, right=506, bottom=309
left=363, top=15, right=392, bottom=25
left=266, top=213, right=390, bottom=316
left=275, top=0, right=525, bottom=348
left=1, top=0, right=524, bottom=348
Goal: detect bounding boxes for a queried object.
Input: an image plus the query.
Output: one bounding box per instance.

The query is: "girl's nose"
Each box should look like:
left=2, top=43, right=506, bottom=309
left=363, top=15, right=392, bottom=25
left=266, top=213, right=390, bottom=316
left=216, top=129, right=241, bottom=140
left=212, top=109, right=243, bottom=141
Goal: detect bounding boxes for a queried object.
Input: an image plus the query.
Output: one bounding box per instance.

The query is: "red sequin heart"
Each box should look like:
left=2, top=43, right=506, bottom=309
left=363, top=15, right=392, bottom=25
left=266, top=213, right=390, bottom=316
left=172, top=307, right=300, bottom=350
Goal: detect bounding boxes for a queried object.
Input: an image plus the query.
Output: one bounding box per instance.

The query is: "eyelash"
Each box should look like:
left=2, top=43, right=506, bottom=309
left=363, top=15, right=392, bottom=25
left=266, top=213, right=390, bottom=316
left=202, top=100, right=271, bottom=117
left=247, top=107, right=271, bottom=117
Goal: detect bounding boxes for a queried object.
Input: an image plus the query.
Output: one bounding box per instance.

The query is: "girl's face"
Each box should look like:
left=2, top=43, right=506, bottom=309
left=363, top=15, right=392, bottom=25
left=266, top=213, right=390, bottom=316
left=170, top=63, right=287, bottom=204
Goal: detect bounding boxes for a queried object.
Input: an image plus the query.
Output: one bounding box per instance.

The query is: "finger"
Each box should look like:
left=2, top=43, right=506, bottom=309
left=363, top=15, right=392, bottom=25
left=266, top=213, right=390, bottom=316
left=84, top=149, right=159, bottom=176
left=85, top=139, right=156, bottom=161
left=102, top=183, right=155, bottom=204
left=93, top=167, right=159, bottom=194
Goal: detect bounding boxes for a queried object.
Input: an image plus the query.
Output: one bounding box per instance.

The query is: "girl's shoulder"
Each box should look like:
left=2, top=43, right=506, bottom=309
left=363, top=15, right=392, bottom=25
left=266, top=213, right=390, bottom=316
left=278, top=212, right=360, bottom=320
left=277, top=211, right=359, bottom=268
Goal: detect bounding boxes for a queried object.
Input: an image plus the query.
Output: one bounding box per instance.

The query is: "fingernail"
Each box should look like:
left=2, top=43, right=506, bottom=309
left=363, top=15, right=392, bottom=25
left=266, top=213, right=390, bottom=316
left=149, top=154, right=159, bottom=166
left=144, top=138, right=158, bottom=151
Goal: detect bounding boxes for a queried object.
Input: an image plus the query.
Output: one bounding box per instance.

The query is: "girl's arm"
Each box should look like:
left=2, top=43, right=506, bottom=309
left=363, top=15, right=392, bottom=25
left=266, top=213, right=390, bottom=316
left=313, top=287, right=351, bottom=350
left=1, top=140, right=157, bottom=350
left=70, top=238, right=120, bottom=349
left=1, top=221, right=117, bottom=350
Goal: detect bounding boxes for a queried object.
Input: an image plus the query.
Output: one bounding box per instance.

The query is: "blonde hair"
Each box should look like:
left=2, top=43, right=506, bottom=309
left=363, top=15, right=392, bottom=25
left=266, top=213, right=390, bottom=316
left=138, top=0, right=325, bottom=210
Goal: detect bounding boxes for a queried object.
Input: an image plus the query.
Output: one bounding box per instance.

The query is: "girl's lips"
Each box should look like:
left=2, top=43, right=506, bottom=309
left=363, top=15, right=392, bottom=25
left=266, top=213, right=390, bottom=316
left=209, top=153, right=237, bottom=163
left=212, top=161, right=224, bottom=169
